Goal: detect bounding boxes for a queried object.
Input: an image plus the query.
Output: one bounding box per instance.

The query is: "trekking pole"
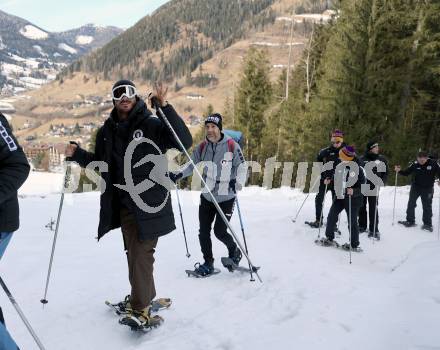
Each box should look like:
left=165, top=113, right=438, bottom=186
left=234, top=192, right=254, bottom=282
left=292, top=175, right=320, bottom=223
left=0, top=276, right=46, bottom=350
left=175, top=183, right=190, bottom=258
left=372, top=187, right=380, bottom=244
left=437, top=183, right=440, bottom=241
left=41, top=162, right=71, bottom=305
left=392, top=172, right=398, bottom=225
left=348, top=193, right=352, bottom=265
left=317, top=183, right=328, bottom=239
left=152, top=100, right=263, bottom=283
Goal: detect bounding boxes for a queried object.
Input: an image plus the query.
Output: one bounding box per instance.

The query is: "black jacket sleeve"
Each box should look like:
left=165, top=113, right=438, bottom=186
left=67, top=128, right=104, bottom=167
left=399, top=162, right=415, bottom=176
left=158, top=104, right=193, bottom=151
left=380, top=156, right=389, bottom=184
left=317, top=148, right=325, bottom=162
left=0, top=114, right=30, bottom=206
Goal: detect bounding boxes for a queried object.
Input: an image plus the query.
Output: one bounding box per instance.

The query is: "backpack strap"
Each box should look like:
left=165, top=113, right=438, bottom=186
left=227, top=139, right=235, bottom=153
left=198, top=140, right=208, bottom=159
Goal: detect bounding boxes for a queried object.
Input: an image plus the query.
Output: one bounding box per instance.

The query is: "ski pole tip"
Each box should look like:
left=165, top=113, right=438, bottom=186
left=40, top=299, right=48, bottom=305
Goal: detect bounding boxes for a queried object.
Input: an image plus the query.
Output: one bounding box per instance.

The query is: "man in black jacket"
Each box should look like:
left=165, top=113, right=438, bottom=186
left=66, top=81, right=192, bottom=328
left=0, top=112, right=30, bottom=350
left=308, top=129, right=346, bottom=228
left=395, top=151, right=440, bottom=232
left=358, top=141, right=388, bottom=239
left=317, top=146, right=365, bottom=251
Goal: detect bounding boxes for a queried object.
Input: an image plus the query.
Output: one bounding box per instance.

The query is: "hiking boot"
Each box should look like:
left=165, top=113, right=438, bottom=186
left=120, top=306, right=163, bottom=329
left=398, top=220, right=416, bottom=228
left=229, top=247, right=242, bottom=265
left=422, top=224, right=433, bottom=232
left=194, top=261, right=215, bottom=276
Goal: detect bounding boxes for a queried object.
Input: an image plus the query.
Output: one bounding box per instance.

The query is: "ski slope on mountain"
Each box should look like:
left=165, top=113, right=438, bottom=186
left=1, top=172, right=440, bottom=350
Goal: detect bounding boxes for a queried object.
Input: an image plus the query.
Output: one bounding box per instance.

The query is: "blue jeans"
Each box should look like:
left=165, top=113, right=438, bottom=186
left=0, top=232, right=19, bottom=350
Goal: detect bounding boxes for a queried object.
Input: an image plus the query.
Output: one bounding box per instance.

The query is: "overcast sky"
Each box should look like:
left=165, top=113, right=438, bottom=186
left=1, top=0, right=170, bottom=32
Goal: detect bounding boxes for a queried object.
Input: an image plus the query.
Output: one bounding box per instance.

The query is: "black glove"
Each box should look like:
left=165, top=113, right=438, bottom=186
left=229, top=179, right=237, bottom=192
left=169, top=172, right=183, bottom=183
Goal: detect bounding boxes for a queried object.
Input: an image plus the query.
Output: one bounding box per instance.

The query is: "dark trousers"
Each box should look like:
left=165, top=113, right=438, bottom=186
left=199, top=196, right=237, bottom=264
left=120, top=208, right=158, bottom=311
left=325, top=195, right=363, bottom=248
left=406, top=185, right=434, bottom=226
left=359, top=195, right=379, bottom=232
left=315, top=180, right=336, bottom=221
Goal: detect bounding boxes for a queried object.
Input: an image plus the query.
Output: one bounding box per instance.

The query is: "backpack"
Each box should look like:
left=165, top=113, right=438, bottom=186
left=198, top=129, right=244, bottom=159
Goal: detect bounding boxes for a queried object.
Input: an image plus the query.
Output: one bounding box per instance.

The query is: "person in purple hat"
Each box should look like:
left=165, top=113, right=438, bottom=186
left=307, top=129, right=346, bottom=228
left=317, top=145, right=365, bottom=251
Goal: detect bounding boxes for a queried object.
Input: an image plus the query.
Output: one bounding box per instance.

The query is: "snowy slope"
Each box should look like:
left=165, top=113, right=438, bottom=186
left=1, top=173, right=440, bottom=350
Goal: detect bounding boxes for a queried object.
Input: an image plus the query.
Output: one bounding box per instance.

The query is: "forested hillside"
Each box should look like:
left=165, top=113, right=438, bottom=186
left=227, top=0, right=440, bottom=186
left=62, top=0, right=277, bottom=82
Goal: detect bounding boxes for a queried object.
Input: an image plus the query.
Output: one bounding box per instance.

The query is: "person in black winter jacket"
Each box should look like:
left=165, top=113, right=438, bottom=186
left=358, top=141, right=388, bottom=239
left=318, top=146, right=366, bottom=250
left=308, top=129, right=346, bottom=228
left=395, top=151, right=440, bottom=232
left=0, top=112, right=30, bottom=350
left=66, top=81, right=192, bottom=328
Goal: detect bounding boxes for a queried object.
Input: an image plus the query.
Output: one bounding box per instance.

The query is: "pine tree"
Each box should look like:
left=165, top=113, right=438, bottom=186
left=234, top=48, right=273, bottom=175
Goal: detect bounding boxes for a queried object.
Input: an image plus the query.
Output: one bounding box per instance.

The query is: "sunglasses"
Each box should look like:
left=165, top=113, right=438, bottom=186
left=112, top=85, right=137, bottom=100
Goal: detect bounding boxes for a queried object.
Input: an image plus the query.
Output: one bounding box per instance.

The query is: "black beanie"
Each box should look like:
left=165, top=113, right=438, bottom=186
left=205, top=113, right=223, bottom=131
left=366, top=141, right=379, bottom=152
left=112, top=79, right=136, bottom=90
left=417, top=150, right=428, bottom=158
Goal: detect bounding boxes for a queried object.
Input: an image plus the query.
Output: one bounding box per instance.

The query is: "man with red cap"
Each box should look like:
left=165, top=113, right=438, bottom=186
left=307, top=129, right=346, bottom=228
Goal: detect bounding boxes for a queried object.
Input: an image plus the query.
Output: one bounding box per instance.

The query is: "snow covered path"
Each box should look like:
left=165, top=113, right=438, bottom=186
left=1, top=174, right=440, bottom=349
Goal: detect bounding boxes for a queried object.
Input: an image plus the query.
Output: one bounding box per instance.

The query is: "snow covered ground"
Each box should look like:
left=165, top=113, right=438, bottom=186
left=2, top=172, right=440, bottom=349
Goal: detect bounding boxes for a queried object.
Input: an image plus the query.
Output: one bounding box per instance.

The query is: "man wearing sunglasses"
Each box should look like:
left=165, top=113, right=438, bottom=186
left=307, top=129, right=346, bottom=228
left=65, top=80, right=192, bottom=329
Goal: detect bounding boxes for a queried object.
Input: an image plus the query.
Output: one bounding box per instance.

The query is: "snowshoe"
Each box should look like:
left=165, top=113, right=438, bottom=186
left=221, top=257, right=260, bottom=274
left=421, top=224, right=433, bottom=232
left=151, top=298, right=172, bottom=312
left=105, top=295, right=132, bottom=315
left=185, top=262, right=220, bottom=278
left=305, top=220, right=322, bottom=228
left=119, top=306, right=163, bottom=331
left=340, top=243, right=363, bottom=252
left=398, top=220, right=416, bottom=228
left=106, top=296, right=171, bottom=315
left=314, top=237, right=338, bottom=247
